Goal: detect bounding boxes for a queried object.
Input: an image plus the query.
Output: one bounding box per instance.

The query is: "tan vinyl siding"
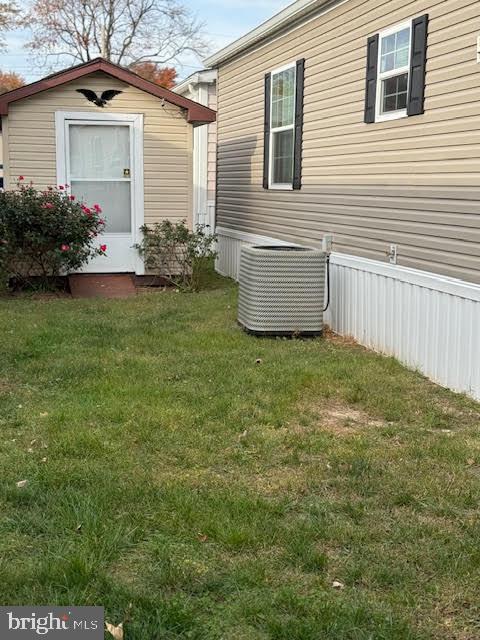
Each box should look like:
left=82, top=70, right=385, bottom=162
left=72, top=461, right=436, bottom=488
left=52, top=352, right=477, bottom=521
left=216, top=0, right=480, bottom=283
left=5, top=71, right=192, bottom=227
left=207, top=84, right=217, bottom=201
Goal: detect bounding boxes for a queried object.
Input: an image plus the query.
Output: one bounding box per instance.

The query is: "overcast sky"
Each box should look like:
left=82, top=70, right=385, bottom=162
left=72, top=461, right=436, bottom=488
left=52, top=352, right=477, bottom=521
left=1, top=0, right=291, bottom=83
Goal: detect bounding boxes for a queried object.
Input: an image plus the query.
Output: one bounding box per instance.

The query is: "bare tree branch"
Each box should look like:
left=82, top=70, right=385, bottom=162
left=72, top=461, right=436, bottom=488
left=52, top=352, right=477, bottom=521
left=0, top=1, right=20, bottom=48
left=23, top=0, right=209, bottom=71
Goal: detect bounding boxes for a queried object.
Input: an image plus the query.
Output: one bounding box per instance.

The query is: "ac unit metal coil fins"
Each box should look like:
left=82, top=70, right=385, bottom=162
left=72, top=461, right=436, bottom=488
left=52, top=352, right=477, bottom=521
left=238, top=245, right=326, bottom=336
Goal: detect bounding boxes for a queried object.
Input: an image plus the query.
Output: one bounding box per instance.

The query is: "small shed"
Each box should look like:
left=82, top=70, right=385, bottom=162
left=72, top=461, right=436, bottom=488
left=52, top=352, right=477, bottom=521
left=0, top=58, right=216, bottom=274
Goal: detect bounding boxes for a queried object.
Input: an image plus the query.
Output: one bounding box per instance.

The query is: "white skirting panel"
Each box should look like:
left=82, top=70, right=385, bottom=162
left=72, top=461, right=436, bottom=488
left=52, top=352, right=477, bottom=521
left=216, top=226, right=480, bottom=401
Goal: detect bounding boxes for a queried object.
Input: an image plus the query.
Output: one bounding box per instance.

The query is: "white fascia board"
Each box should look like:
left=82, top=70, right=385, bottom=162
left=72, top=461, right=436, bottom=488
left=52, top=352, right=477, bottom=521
left=173, top=69, right=217, bottom=95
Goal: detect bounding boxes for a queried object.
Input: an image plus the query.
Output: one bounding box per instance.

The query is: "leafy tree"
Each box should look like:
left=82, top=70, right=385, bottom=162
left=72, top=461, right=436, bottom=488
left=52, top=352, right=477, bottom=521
left=0, top=70, right=24, bottom=94
left=23, top=0, right=208, bottom=68
left=131, top=62, right=177, bottom=89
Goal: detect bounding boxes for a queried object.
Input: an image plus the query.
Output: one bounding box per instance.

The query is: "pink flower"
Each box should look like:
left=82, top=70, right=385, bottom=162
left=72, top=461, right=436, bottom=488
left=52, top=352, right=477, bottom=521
left=83, top=207, right=92, bottom=216
left=58, top=185, right=65, bottom=190
left=98, top=218, right=105, bottom=225
left=18, top=175, right=24, bottom=181
left=69, top=195, right=75, bottom=201
left=42, top=202, right=54, bottom=209
left=93, top=204, right=102, bottom=213
left=60, top=244, right=70, bottom=252
left=100, top=244, right=107, bottom=252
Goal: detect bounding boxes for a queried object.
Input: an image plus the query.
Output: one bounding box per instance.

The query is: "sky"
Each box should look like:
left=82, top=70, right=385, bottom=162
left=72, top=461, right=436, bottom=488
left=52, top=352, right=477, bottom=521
left=1, top=0, right=292, bottom=83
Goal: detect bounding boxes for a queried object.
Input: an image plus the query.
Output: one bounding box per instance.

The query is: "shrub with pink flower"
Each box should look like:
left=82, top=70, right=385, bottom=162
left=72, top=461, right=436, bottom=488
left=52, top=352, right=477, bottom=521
left=0, top=180, right=106, bottom=288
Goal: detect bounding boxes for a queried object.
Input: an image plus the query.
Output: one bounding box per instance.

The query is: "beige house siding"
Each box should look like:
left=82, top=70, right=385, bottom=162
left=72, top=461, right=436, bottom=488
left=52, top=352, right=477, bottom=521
left=216, top=0, right=480, bottom=284
left=3, top=71, right=193, bottom=228
left=207, top=84, right=217, bottom=202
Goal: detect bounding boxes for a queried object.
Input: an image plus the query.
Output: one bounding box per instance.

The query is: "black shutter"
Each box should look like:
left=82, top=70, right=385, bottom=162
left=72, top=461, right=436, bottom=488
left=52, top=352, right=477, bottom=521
left=263, top=73, right=271, bottom=189
left=407, top=14, right=429, bottom=116
left=293, top=58, right=305, bottom=190
left=364, top=34, right=379, bottom=124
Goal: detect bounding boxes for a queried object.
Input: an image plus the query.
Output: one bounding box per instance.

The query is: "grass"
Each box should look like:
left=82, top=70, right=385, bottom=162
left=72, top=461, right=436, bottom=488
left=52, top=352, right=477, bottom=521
left=0, top=276, right=479, bottom=639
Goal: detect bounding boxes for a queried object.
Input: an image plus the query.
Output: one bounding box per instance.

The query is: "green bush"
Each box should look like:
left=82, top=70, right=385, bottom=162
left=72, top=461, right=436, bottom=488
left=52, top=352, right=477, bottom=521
left=136, top=220, right=217, bottom=292
left=0, top=178, right=107, bottom=289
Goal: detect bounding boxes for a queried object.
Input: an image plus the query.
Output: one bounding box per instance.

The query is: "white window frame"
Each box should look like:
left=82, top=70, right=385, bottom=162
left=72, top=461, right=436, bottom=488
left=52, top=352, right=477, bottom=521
left=375, top=19, right=412, bottom=123
left=269, top=61, right=297, bottom=190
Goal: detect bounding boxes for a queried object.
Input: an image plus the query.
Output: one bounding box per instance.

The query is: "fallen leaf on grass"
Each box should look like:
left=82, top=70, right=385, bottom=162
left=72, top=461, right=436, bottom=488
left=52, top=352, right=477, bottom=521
left=467, top=459, right=475, bottom=466
left=255, top=359, right=263, bottom=365
left=16, top=480, right=28, bottom=488
left=76, top=524, right=82, bottom=533
left=105, top=622, right=123, bottom=640
left=39, top=412, right=49, bottom=418
left=332, top=580, right=345, bottom=590
left=239, top=430, right=248, bottom=440
left=41, top=457, right=47, bottom=463
left=197, top=533, right=208, bottom=543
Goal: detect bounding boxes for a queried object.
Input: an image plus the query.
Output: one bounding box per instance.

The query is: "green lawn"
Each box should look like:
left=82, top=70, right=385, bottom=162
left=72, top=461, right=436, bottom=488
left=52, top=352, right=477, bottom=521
left=1, top=278, right=479, bottom=639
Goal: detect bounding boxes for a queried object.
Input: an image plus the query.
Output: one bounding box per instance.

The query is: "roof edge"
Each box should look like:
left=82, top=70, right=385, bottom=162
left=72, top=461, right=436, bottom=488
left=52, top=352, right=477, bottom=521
left=0, top=58, right=216, bottom=125
left=204, top=0, right=336, bottom=67
left=174, top=69, right=217, bottom=95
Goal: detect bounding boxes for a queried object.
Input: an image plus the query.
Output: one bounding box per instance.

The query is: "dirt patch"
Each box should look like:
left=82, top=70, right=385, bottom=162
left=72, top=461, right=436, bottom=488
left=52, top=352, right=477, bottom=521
left=0, top=378, right=15, bottom=394
left=433, top=396, right=480, bottom=426
left=299, top=399, right=387, bottom=436
left=323, top=326, right=360, bottom=348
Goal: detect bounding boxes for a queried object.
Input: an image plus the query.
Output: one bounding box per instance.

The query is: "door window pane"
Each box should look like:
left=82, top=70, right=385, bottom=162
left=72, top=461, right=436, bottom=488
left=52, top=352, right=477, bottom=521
left=71, top=180, right=131, bottom=233
left=272, top=129, right=294, bottom=184
left=70, top=125, right=130, bottom=179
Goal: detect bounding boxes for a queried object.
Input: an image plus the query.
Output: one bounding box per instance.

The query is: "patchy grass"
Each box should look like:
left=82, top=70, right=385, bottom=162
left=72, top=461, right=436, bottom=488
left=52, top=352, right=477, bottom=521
left=0, top=277, right=479, bottom=639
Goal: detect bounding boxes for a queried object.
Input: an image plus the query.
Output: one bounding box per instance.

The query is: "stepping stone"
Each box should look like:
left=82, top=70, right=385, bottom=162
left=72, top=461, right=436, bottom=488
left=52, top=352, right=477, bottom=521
left=69, top=274, right=137, bottom=299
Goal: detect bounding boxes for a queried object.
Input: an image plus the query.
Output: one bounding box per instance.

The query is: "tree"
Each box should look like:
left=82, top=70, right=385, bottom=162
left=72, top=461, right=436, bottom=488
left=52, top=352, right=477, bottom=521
left=0, top=70, right=24, bottom=94
left=24, top=0, right=209, bottom=69
left=131, top=62, right=177, bottom=88
left=0, top=1, right=20, bottom=48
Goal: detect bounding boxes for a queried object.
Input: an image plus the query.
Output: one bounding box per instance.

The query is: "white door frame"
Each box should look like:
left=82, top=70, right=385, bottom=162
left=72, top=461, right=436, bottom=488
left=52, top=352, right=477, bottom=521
left=55, top=111, right=145, bottom=275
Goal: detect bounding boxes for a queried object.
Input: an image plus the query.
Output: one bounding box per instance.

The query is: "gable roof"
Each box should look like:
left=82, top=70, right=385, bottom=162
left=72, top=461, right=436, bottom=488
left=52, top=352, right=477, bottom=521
left=0, top=57, right=216, bottom=125
left=204, top=0, right=341, bottom=67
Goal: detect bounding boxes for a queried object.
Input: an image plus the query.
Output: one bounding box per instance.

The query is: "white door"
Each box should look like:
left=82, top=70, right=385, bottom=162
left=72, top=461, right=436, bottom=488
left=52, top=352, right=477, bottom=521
left=56, top=112, right=144, bottom=274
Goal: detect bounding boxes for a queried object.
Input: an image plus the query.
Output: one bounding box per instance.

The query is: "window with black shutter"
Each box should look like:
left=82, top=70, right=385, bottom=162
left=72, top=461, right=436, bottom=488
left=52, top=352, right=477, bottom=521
left=364, top=15, right=428, bottom=124
left=263, top=59, right=305, bottom=189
